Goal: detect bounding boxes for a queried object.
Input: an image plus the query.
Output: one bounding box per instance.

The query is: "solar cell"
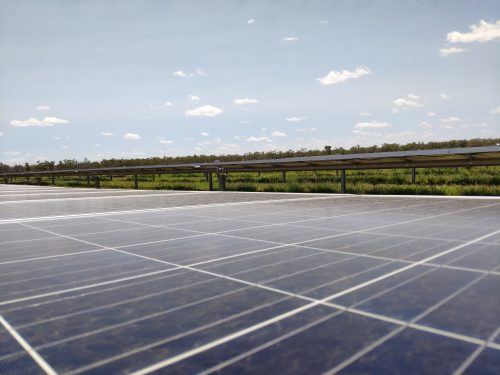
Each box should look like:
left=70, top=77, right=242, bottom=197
left=0, top=184, right=499, bottom=374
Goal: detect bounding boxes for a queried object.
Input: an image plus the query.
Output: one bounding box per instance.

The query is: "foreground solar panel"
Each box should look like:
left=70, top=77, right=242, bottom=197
left=0, top=184, right=499, bottom=374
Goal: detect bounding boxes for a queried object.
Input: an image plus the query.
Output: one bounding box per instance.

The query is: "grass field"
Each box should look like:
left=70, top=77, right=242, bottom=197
left=5, top=166, right=500, bottom=196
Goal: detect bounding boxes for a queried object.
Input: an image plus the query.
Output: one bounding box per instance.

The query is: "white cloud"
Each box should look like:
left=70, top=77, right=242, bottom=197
left=320, top=20, right=329, bottom=26
left=10, top=117, right=68, bottom=127
left=439, top=47, right=468, bottom=56
left=123, top=133, right=142, bottom=140
left=196, top=68, right=206, bottom=76
left=4, top=151, right=21, bottom=156
left=248, top=19, right=255, bottom=24
left=286, top=116, right=307, bottom=122
left=283, top=37, right=298, bottom=41
left=354, top=121, right=391, bottom=129
left=159, top=139, right=173, bottom=144
left=101, top=132, right=114, bottom=137
left=44, top=117, right=68, bottom=125
left=200, top=132, right=210, bottom=136
left=36, top=105, right=50, bottom=111
left=296, top=128, right=317, bottom=132
left=490, top=106, right=500, bottom=115
left=359, top=112, right=371, bottom=117
left=164, top=101, right=173, bottom=107
left=271, top=131, right=287, bottom=137
left=441, top=116, right=461, bottom=123
left=173, top=70, right=194, bottom=78
left=188, top=95, right=200, bottom=102
left=427, top=112, right=436, bottom=117
left=246, top=136, right=272, bottom=142
left=440, top=93, right=450, bottom=100
left=261, top=127, right=267, bottom=131
left=234, top=98, right=259, bottom=105
left=0, top=132, right=3, bottom=136
left=392, top=95, right=423, bottom=113
left=240, top=120, right=251, bottom=124
left=447, top=20, right=500, bottom=43
left=185, top=105, right=223, bottom=117
left=419, top=121, right=432, bottom=129
left=318, top=67, right=372, bottom=85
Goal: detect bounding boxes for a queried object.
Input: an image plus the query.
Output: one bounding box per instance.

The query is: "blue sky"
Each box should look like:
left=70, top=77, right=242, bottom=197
left=0, top=0, right=499, bottom=165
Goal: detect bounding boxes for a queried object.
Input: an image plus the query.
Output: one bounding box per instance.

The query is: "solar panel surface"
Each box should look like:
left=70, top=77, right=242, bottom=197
left=0, top=185, right=499, bottom=374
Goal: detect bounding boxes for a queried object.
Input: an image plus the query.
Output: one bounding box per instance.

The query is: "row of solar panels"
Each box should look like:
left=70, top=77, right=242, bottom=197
left=1, top=146, right=500, bottom=178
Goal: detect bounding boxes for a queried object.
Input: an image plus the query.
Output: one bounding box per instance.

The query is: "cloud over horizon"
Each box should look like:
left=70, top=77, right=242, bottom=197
left=447, top=19, right=500, bottom=43
left=185, top=105, right=223, bottom=117
left=318, top=67, right=372, bottom=85
left=123, top=133, right=142, bottom=140
left=10, top=117, right=68, bottom=127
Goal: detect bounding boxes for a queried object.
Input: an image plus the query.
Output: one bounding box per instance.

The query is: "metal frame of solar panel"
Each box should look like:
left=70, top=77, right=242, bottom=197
left=0, top=185, right=499, bottom=374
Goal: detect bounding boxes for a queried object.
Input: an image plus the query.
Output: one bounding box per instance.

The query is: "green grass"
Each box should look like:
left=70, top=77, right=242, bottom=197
left=5, top=166, right=500, bottom=196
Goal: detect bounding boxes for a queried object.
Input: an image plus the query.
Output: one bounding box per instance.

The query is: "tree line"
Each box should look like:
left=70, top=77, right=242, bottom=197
left=1, top=137, right=498, bottom=173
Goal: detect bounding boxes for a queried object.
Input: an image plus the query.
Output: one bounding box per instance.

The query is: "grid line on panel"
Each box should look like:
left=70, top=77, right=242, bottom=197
left=0, top=195, right=340, bottom=223
left=0, top=249, right=110, bottom=266
left=0, top=191, right=210, bottom=205
left=0, top=314, right=57, bottom=375
left=1, top=269, right=191, bottom=316
left=453, top=327, right=500, bottom=375
left=322, top=270, right=491, bottom=374
left=0, top=268, right=177, bottom=307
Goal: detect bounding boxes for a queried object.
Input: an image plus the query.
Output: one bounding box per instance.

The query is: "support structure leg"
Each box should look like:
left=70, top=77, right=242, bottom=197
left=282, top=171, right=286, bottom=183
left=341, top=170, right=347, bottom=194
left=208, top=172, right=213, bottom=191
left=218, top=174, right=226, bottom=191
left=134, top=174, right=139, bottom=190
left=411, top=168, right=416, bottom=184
left=94, top=176, right=101, bottom=189
left=86, top=176, right=91, bottom=188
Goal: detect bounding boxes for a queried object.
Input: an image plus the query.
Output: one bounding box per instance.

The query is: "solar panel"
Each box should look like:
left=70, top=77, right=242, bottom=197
left=0, top=185, right=499, bottom=374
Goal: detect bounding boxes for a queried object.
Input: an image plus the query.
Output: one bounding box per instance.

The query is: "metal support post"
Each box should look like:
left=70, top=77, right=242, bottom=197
left=86, top=176, right=91, bottom=188
left=341, top=170, right=347, bottom=194
left=51, top=176, right=55, bottom=185
left=134, top=174, right=139, bottom=189
left=282, top=171, right=286, bottom=183
left=36, top=177, right=42, bottom=185
left=3, top=178, right=7, bottom=184
left=152, top=174, right=155, bottom=181
left=218, top=173, right=226, bottom=191
left=411, top=168, right=416, bottom=184
left=94, top=176, right=101, bottom=189
left=208, top=172, right=213, bottom=191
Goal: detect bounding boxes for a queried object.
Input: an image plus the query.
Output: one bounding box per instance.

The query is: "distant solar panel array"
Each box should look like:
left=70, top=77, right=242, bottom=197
left=1, top=146, right=500, bottom=192
left=0, top=185, right=499, bottom=374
